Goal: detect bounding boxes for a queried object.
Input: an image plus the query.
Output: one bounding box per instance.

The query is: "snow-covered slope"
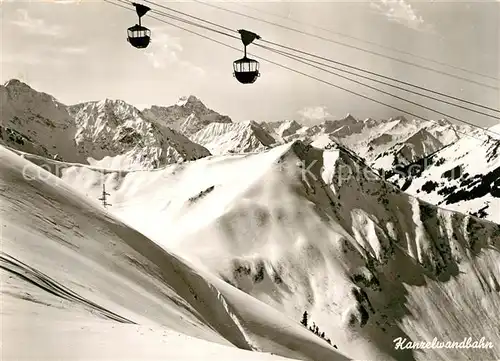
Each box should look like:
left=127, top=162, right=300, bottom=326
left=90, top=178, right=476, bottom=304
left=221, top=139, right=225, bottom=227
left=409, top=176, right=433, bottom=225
left=191, top=121, right=277, bottom=155
left=142, top=95, right=233, bottom=136
left=0, top=145, right=349, bottom=361
left=69, top=99, right=210, bottom=169
left=490, top=123, right=500, bottom=133
left=4, top=319, right=296, bottom=361
left=386, top=129, right=499, bottom=223
left=31, top=140, right=500, bottom=361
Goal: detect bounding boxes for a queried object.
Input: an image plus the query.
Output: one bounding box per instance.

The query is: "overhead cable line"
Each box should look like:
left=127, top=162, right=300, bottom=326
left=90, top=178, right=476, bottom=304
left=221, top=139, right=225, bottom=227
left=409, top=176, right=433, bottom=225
left=256, top=43, right=500, bottom=134
left=256, top=43, right=500, bottom=122
left=143, top=0, right=235, bottom=33
left=258, top=38, right=500, bottom=114
left=235, top=2, right=500, bottom=82
left=116, top=0, right=236, bottom=38
left=105, top=0, right=500, bottom=140
left=136, top=0, right=500, bottom=114
left=191, top=0, right=499, bottom=91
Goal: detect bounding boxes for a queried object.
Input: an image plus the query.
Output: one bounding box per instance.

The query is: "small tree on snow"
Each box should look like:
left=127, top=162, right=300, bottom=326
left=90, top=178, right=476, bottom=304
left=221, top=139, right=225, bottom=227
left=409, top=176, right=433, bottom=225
left=301, top=311, right=308, bottom=327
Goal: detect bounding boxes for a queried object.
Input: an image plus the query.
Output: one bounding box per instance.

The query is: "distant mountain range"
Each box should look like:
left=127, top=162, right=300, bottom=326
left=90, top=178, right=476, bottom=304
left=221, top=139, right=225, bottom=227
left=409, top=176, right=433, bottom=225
left=1, top=78, right=498, bottom=223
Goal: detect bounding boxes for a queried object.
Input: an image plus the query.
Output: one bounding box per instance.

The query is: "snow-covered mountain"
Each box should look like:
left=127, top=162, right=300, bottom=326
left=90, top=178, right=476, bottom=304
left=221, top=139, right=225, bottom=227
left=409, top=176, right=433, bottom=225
left=263, top=115, right=465, bottom=166
left=1, top=145, right=347, bottom=361
left=69, top=99, right=210, bottom=169
left=371, top=128, right=445, bottom=171
left=21, top=139, right=500, bottom=361
left=260, top=120, right=308, bottom=140
left=142, top=95, right=233, bottom=136
left=0, top=79, right=81, bottom=162
left=261, top=114, right=498, bottom=222
left=191, top=120, right=277, bottom=155
left=386, top=128, right=499, bottom=223
left=141, top=96, right=280, bottom=155
left=0, top=80, right=211, bottom=169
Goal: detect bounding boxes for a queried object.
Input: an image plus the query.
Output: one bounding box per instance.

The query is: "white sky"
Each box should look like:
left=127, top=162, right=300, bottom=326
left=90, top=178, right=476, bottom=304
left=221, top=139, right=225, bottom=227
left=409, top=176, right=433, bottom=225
left=1, top=0, right=499, bottom=128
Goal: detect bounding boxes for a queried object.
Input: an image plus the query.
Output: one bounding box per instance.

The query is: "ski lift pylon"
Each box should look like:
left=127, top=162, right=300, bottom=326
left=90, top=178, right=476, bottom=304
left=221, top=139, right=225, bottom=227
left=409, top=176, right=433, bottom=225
left=233, top=29, right=261, bottom=84
left=127, top=2, right=152, bottom=49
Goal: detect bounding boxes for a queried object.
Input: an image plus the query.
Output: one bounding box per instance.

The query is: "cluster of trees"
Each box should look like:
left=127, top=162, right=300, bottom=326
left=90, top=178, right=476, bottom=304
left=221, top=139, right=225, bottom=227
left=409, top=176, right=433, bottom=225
left=301, top=311, right=337, bottom=349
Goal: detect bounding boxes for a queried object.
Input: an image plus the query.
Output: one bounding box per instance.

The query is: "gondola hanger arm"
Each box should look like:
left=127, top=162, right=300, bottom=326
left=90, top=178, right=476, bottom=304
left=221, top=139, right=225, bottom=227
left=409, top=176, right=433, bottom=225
left=238, top=29, right=261, bottom=46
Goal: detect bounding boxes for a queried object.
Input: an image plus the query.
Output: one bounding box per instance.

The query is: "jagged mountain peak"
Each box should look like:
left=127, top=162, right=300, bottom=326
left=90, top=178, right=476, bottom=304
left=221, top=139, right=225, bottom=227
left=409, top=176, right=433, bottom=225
left=247, top=119, right=262, bottom=128
left=68, top=99, right=144, bottom=130
left=143, top=96, right=232, bottom=136
left=286, top=119, right=302, bottom=127
left=257, top=120, right=308, bottom=144
left=95, top=98, right=140, bottom=113
left=69, top=98, right=211, bottom=169
left=176, top=95, right=204, bottom=107
left=409, top=127, right=440, bottom=139
left=3, top=78, right=39, bottom=98
left=388, top=115, right=410, bottom=123
left=4, top=78, right=29, bottom=88
left=2, top=78, right=61, bottom=105
left=72, top=98, right=138, bottom=119
left=261, top=119, right=302, bottom=129
left=191, top=120, right=276, bottom=155
left=98, top=98, right=130, bottom=106
left=433, top=118, right=451, bottom=126
left=3, top=79, right=42, bottom=92
left=341, top=113, right=357, bottom=122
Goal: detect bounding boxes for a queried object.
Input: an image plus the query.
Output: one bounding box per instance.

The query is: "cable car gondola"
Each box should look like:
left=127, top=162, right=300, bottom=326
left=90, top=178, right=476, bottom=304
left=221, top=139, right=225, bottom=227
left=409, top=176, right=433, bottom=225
left=127, top=3, right=152, bottom=49
left=233, top=29, right=261, bottom=84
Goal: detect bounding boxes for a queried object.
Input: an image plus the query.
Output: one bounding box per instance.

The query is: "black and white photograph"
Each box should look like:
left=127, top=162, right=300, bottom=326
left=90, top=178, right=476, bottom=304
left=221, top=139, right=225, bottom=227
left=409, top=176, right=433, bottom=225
left=1, top=0, right=499, bottom=360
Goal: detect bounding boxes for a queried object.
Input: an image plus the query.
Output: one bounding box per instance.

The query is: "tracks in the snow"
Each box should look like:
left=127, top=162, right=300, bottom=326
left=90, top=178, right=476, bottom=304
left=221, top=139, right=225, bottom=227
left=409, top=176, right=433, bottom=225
left=0, top=252, right=135, bottom=324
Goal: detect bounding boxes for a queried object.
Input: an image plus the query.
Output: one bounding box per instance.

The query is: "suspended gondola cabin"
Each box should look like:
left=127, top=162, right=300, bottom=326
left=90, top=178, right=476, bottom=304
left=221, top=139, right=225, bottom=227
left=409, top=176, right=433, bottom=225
left=233, top=29, right=261, bottom=84
left=127, top=3, right=152, bottom=49
left=233, top=57, right=260, bottom=84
